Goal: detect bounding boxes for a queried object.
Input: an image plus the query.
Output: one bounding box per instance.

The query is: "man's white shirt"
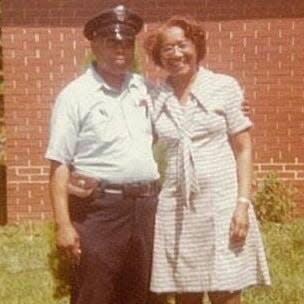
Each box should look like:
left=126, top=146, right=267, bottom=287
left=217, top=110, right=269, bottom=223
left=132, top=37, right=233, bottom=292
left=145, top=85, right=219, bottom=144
left=45, top=65, right=159, bottom=183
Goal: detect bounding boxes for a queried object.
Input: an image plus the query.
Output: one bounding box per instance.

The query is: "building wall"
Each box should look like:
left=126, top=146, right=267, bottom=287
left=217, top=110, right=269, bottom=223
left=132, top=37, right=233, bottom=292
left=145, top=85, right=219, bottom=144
left=2, top=0, right=304, bottom=222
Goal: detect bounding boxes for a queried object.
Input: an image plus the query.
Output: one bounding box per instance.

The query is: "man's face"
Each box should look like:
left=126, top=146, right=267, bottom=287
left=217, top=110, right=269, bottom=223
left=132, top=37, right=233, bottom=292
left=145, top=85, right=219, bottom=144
left=91, top=36, right=135, bottom=76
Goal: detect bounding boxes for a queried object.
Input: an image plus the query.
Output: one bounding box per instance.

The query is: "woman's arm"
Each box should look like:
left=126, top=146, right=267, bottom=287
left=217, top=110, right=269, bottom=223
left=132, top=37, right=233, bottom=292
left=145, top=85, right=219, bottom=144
left=229, top=130, right=252, bottom=242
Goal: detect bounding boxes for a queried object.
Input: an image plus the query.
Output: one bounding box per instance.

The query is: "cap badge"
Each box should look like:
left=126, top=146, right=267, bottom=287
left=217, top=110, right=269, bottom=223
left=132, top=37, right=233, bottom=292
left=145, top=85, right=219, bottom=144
left=114, top=5, right=126, bottom=22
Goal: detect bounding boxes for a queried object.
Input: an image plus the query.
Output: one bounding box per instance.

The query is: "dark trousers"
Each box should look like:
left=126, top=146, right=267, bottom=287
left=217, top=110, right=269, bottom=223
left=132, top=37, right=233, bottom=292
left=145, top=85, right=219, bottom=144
left=69, top=192, right=158, bottom=304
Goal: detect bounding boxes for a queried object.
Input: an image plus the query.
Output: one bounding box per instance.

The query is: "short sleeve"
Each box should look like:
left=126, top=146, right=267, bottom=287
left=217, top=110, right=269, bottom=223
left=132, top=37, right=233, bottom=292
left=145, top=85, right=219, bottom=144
left=223, top=77, right=252, bottom=135
left=45, top=92, right=79, bottom=164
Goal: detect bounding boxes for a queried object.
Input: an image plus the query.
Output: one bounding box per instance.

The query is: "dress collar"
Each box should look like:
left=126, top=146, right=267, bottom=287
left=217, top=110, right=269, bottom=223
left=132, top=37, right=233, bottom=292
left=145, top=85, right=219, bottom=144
left=153, top=66, right=212, bottom=119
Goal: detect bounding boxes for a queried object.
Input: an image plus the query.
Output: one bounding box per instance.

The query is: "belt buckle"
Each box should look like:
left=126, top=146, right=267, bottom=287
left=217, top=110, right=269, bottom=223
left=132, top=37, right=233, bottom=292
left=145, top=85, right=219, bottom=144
left=104, top=188, right=123, bottom=195
left=98, top=181, right=123, bottom=196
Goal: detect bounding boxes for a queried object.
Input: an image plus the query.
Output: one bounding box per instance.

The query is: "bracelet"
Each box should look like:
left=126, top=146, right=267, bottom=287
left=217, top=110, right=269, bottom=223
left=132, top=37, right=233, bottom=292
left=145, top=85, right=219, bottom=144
left=237, top=196, right=251, bottom=205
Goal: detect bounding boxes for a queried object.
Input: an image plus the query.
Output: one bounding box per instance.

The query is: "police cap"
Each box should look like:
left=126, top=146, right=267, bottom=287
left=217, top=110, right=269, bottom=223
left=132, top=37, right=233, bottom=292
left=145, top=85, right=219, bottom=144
left=84, top=5, right=143, bottom=41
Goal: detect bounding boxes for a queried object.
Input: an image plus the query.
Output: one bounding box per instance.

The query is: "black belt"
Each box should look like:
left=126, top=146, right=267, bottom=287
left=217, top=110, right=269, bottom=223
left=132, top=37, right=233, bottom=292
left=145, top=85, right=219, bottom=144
left=97, top=180, right=161, bottom=198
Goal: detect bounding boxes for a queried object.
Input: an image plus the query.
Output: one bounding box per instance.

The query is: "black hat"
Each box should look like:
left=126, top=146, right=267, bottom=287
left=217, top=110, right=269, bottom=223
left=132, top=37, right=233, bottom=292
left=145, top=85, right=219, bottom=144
left=84, top=5, right=143, bottom=41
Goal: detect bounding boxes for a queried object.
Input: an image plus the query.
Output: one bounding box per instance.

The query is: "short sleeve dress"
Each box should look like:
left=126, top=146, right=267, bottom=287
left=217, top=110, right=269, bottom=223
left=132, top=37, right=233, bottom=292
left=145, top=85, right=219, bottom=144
left=150, top=68, right=271, bottom=293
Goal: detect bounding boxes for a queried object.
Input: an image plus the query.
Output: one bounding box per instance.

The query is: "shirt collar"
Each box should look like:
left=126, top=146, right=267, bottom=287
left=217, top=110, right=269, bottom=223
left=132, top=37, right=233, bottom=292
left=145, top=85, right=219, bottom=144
left=84, top=63, right=142, bottom=93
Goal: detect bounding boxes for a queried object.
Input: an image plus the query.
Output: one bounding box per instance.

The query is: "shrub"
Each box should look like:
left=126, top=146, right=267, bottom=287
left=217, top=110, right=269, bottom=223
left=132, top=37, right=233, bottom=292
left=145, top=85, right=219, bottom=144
left=253, top=172, right=296, bottom=223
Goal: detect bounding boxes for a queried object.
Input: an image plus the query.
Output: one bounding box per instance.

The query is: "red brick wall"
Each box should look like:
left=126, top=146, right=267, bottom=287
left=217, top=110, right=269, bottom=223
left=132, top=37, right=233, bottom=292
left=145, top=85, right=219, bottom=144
left=2, top=0, right=304, bottom=222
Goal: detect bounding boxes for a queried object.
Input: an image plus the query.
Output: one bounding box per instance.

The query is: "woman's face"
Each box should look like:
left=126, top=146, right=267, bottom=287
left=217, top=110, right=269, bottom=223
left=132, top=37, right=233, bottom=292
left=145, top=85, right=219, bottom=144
left=159, top=26, right=198, bottom=78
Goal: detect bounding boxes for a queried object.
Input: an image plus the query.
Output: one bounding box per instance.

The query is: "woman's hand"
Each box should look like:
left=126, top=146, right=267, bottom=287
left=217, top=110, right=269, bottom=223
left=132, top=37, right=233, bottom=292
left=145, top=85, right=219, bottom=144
left=229, top=203, right=249, bottom=242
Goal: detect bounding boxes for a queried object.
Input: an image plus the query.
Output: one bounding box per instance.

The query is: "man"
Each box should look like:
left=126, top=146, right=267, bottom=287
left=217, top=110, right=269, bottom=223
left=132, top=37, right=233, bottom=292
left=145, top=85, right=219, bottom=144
left=46, top=5, right=160, bottom=304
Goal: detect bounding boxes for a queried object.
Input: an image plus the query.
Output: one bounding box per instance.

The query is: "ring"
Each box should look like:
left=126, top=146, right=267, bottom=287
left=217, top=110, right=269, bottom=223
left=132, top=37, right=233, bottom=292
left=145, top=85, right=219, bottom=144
left=78, top=179, right=86, bottom=187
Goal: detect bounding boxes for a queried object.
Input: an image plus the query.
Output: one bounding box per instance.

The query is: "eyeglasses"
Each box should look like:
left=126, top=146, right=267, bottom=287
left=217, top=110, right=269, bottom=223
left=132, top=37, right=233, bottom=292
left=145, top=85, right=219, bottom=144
left=160, top=40, right=194, bottom=57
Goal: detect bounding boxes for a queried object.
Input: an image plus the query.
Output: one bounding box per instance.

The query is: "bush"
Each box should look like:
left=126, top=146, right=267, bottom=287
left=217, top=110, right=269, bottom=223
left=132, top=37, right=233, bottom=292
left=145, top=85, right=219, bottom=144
left=253, top=172, right=296, bottom=223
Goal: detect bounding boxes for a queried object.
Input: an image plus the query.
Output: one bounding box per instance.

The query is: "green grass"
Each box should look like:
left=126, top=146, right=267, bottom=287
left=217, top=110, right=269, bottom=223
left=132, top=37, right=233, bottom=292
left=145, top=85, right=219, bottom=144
left=0, top=219, right=303, bottom=304
left=0, top=223, right=69, bottom=304
left=243, top=220, right=304, bottom=304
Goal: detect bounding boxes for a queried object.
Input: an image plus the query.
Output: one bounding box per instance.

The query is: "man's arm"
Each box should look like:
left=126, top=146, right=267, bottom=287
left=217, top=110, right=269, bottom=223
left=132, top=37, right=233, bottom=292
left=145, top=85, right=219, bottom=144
left=49, top=161, right=81, bottom=260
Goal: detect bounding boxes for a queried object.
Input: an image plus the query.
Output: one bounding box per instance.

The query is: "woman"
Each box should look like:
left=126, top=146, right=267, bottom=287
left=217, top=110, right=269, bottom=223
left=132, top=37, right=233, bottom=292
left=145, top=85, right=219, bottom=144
left=144, top=17, right=270, bottom=304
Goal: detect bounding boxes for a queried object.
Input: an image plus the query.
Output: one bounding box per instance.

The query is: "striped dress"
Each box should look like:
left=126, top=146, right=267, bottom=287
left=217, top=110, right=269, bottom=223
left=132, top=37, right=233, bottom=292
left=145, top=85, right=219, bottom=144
left=150, top=67, right=271, bottom=293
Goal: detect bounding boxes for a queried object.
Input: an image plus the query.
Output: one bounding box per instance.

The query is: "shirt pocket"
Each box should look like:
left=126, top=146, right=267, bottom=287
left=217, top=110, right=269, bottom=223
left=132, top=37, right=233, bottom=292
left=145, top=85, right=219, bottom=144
left=89, top=105, right=127, bottom=143
left=131, top=104, right=152, bottom=136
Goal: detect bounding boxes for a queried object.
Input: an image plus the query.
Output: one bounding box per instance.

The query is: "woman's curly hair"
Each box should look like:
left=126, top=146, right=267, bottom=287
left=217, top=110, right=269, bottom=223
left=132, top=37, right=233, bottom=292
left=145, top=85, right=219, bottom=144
left=144, top=16, right=206, bottom=67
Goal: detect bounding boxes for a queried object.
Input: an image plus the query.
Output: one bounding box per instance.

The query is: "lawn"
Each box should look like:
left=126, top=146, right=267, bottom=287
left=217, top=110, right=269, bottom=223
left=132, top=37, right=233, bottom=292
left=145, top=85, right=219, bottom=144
left=0, top=219, right=303, bottom=304
left=243, top=220, right=304, bottom=304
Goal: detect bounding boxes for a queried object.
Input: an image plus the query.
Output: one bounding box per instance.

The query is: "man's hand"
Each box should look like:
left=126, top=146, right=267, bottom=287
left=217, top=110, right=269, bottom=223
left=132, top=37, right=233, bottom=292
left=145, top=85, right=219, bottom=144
left=229, top=203, right=249, bottom=243
left=241, top=100, right=250, bottom=117
left=68, top=183, right=94, bottom=198
left=56, top=223, right=81, bottom=262
left=68, top=171, right=99, bottom=198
